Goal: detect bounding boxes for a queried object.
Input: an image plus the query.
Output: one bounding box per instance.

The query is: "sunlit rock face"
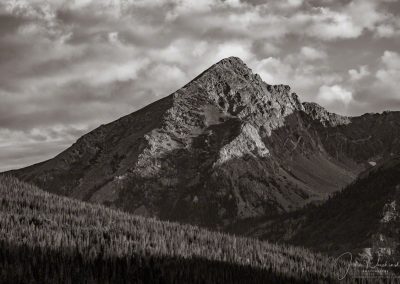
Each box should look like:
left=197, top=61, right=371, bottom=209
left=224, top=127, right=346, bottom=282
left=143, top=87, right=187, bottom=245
left=9, top=57, right=400, bottom=229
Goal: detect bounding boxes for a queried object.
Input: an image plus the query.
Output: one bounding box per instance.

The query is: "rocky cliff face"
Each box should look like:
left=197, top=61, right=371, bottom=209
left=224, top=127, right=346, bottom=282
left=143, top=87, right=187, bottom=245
left=8, top=57, right=400, bottom=229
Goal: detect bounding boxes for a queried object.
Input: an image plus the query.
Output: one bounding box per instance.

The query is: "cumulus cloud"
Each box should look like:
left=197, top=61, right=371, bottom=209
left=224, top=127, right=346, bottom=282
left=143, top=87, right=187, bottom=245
left=304, top=0, right=393, bottom=40
left=347, top=50, right=400, bottom=114
left=305, top=8, right=364, bottom=40
left=373, top=51, right=400, bottom=100
left=254, top=48, right=342, bottom=102
left=316, top=85, right=353, bottom=114
left=0, top=0, right=399, bottom=170
left=300, top=46, right=327, bottom=61
left=375, top=25, right=396, bottom=38
left=379, top=51, right=400, bottom=72
left=348, top=66, right=370, bottom=81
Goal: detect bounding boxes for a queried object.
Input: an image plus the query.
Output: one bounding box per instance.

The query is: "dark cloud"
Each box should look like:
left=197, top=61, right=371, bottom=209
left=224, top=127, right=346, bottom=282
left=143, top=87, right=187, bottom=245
left=0, top=0, right=399, bottom=171
left=0, top=13, right=27, bottom=35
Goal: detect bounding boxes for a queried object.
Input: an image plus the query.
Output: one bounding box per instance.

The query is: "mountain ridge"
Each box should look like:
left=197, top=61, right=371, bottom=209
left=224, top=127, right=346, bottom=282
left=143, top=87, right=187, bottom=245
left=7, top=56, right=400, bottom=229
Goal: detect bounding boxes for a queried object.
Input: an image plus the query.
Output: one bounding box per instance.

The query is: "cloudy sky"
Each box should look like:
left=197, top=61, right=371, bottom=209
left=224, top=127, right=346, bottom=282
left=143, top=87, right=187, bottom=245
left=1, top=0, right=400, bottom=171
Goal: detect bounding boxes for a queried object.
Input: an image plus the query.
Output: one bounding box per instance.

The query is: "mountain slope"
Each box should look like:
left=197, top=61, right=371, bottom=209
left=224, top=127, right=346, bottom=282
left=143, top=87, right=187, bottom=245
left=0, top=175, right=356, bottom=283
left=245, top=157, right=400, bottom=261
left=8, top=57, right=400, bottom=228
left=303, top=104, right=400, bottom=166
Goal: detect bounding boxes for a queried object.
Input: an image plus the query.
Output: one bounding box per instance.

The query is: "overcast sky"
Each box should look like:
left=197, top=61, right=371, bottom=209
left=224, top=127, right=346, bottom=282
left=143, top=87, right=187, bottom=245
left=1, top=0, right=400, bottom=171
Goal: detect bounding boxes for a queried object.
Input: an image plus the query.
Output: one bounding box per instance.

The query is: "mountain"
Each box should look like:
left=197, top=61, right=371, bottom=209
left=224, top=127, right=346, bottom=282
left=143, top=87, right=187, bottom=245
left=243, top=157, right=400, bottom=262
left=8, top=57, right=400, bottom=229
left=0, top=175, right=356, bottom=283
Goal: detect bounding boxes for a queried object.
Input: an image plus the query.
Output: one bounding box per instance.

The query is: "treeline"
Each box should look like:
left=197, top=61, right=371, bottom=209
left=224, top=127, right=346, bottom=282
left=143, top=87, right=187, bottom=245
left=0, top=175, right=355, bottom=283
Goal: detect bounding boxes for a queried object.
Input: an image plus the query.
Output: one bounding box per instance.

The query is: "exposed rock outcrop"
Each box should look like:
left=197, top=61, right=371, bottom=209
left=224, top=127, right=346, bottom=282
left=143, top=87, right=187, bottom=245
left=302, top=102, right=350, bottom=127
left=215, top=123, right=270, bottom=166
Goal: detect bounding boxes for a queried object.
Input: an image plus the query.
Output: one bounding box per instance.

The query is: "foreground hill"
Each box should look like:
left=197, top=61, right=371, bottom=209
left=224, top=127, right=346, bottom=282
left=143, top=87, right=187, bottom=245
left=0, top=175, right=354, bottom=283
left=243, top=157, right=400, bottom=261
left=8, top=57, right=400, bottom=228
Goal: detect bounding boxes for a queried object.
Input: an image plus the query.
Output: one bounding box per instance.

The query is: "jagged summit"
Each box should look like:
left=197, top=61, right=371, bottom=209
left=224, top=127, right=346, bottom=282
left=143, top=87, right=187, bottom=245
left=8, top=57, right=400, bottom=229
left=212, top=56, right=252, bottom=74
left=215, top=56, right=248, bottom=67
left=188, top=56, right=293, bottom=103
left=215, top=56, right=292, bottom=88
left=188, top=56, right=252, bottom=86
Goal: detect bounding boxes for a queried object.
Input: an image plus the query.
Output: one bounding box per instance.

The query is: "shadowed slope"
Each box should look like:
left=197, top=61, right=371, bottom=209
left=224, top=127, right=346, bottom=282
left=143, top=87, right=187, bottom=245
left=244, top=157, right=400, bottom=262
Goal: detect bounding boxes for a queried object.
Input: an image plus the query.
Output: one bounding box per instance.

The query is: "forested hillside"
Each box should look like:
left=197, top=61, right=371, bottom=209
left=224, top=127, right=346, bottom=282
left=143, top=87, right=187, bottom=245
left=0, top=175, right=356, bottom=283
left=245, top=157, right=400, bottom=262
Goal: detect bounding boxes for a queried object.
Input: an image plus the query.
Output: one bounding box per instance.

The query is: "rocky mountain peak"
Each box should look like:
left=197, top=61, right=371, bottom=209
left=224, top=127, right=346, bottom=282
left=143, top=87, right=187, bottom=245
left=214, top=56, right=250, bottom=71
left=171, top=57, right=303, bottom=136
left=11, top=56, right=400, bottom=230
left=183, top=56, right=299, bottom=107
